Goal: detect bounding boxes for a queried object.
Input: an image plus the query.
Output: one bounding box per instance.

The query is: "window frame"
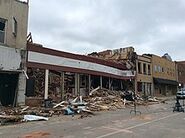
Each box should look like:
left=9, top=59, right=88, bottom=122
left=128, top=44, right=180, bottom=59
left=143, top=63, right=146, bottom=75
left=12, top=17, right=17, bottom=37
left=148, top=64, right=151, bottom=75
left=138, top=62, right=142, bottom=74
left=0, top=17, right=6, bottom=44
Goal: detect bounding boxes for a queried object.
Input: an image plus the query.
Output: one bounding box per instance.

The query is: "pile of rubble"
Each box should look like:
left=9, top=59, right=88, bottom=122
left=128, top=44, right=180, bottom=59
left=84, top=88, right=126, bottom=111
left=0, top=88, right=160, bottom=125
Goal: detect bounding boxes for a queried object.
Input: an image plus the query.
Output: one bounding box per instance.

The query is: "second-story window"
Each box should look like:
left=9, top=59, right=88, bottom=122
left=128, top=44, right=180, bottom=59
left=12, top=17, right=17, bottom=37
left=161, top=67, right=163, bottom=72
left=154, top=65, right=157, bottom=72
left=143, top=63, right=146, bottom=74
left=138, top=62, right=142, bottom=74
left=148, top=64, right=151, bottom=75
left=0, top=18, right=6, bottom=43
left=179, top=71, right=182, bottom=76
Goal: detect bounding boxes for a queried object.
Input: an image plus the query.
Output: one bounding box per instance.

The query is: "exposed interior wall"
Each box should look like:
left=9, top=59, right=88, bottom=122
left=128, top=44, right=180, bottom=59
left=102, top=76, right=109, bottom=89
left=26, top=68, right=62, bottom=101
left=25, top=67, right=133, bottom=106
left=91, top=75, right=100, bottom=89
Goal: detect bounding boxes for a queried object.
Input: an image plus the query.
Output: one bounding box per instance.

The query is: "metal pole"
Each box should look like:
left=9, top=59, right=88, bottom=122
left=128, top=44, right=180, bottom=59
left=88, top=74, right=91, bottom=94
left=75, top=73, right=78, bottom=96
left=100, top=76, right=102, bottom=89
left=77, top=74, right=80, bottom=95
left=109, top=77, right=111, bottom=90
left=44, top=69, right=49, bottom=100
left=130, top=57, right=141, bottom=115
left=61, top=71, right=65, bottom=100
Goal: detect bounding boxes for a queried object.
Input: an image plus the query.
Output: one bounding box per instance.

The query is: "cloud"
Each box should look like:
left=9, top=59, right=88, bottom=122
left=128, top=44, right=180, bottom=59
left=29, top=0, right=185, bottom=61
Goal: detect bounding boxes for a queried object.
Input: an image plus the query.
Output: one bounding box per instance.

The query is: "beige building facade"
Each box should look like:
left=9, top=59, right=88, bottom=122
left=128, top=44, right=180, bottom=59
left=151, top=54, right=178, bottom=96
left=0, top=0, right=29, bottom=106
left=136, top=54, right=178, bottom=97
left=136, top=54, right=153, bottom=96
left=0, top=0, right=28, bottom=49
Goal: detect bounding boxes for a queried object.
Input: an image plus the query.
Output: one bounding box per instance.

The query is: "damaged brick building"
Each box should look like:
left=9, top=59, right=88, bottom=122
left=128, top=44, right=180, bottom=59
left=89, top=47, right=178, bottom=97
left=176, top=61, right=185, bottom=88
left=25, top=43, right=135, bottom=105
left=0, top=0, right=180, bottom=108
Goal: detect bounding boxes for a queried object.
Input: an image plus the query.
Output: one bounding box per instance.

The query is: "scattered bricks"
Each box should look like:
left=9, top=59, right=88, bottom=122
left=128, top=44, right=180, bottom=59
left=25, top=97, right=43, bottom=107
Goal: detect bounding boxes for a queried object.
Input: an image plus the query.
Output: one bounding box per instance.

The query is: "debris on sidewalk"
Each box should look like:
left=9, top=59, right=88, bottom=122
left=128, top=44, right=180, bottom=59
left=148, top=97, right=159, bottom=102
left=53, top=101, right=66, bottom=108
left=63, top=107, right=75, bottom=115
left=0, top=88, right=162, bottom=126
left=21, top=106, right=29, bottom=112
left=23, top=115, right=49, bottom=121
left=0, top=115, right=22, bottom=125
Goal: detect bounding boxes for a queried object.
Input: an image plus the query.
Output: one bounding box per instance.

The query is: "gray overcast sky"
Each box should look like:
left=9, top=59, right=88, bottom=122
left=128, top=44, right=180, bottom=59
left=28, top=0, right=185, bottom=61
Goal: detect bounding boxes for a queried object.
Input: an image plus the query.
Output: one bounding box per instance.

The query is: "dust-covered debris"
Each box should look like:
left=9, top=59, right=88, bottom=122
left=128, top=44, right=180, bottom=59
left=0, top=88, right=161, bottom=126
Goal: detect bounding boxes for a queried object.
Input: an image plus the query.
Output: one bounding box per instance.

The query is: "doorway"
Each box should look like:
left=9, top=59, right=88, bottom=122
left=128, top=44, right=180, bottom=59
left=0, top=73, right=19, bottom=106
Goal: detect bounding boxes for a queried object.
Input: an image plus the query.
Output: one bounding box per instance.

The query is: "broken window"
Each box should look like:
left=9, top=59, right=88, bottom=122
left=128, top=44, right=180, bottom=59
left=0, top=18, right=6, bottom=43
left=12, top=17, right=17, bottom=37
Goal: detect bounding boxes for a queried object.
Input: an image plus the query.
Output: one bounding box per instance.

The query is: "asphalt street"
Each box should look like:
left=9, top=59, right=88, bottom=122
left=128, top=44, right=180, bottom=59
left=0, top=98, right=185, bottom=138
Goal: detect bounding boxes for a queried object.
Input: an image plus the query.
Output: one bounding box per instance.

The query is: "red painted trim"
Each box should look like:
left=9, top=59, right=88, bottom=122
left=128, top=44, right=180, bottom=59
left=27, top=43, right=127, bottom=70
left=27, top=62, right=134, bottom=80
